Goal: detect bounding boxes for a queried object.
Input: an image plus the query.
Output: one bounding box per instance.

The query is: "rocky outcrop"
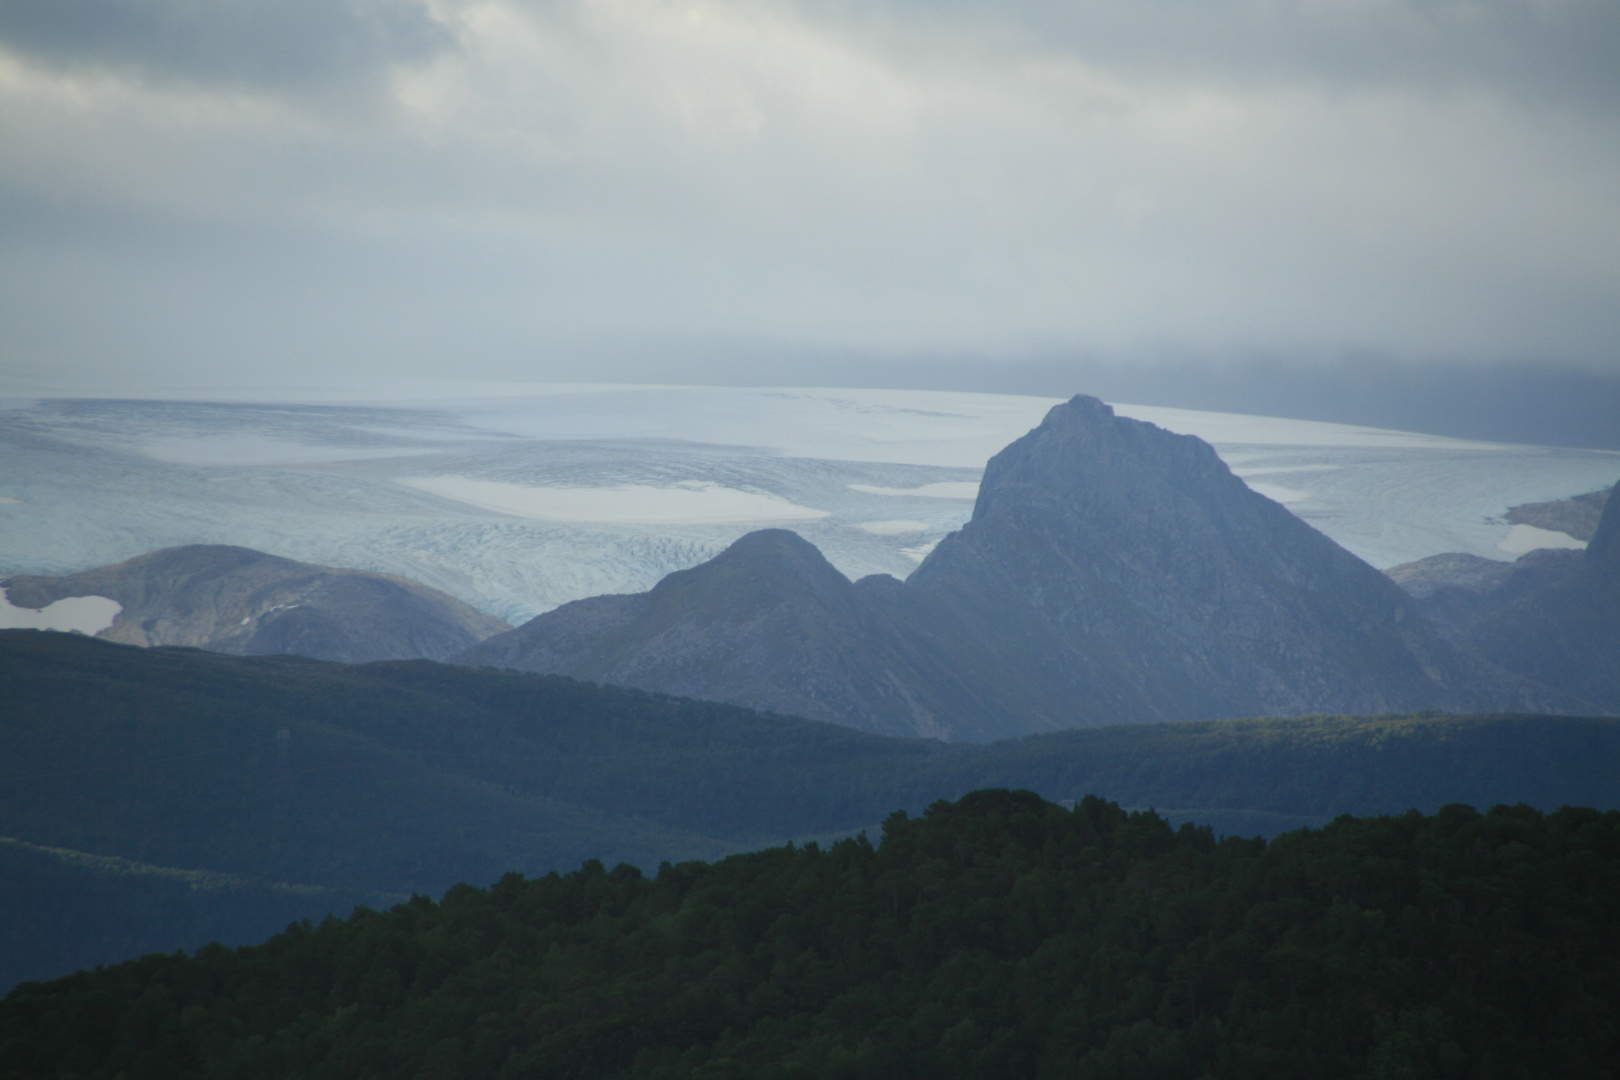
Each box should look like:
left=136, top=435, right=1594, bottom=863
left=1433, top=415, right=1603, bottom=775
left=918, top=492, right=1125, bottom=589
left=463, top=397, right=1558, bottom=739
left=1505, top=485, right=1612, bottom=542
left=3, top=546, right=508, bottom=664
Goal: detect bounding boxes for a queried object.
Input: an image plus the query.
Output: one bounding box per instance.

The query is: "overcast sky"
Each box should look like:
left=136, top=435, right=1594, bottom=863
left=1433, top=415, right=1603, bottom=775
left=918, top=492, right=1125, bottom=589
left=1, top=0, right=1617, bottom=426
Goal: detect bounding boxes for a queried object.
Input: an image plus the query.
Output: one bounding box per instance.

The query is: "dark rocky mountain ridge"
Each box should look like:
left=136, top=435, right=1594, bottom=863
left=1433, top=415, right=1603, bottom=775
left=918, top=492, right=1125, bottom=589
left=1386, top=478, right=1620, bottom=713
left=462, top=396, right=1554, bottom=739
left=1393, top=485, right=1620, bottom=712
left=3, top=545, right=508, bottom=664
left=1386, top=548, right=1585, bottom=641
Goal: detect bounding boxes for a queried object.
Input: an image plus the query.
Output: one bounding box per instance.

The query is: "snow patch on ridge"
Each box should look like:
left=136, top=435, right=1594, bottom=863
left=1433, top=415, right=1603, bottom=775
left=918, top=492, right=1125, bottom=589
left=0, top=588, right=121, bottom=634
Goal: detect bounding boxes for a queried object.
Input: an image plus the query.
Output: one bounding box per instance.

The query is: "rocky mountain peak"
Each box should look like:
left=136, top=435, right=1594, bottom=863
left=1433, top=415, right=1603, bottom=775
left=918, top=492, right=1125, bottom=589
left=682, top=529, right=837, bottom=579
left=906, top=392, right=1525, bottom=724
left=643, top=529, right=853, bottom=617
left=912, top=394, right=1332, bottom=607
left=961, top=395, right=1234, bottom=525
left=925, top=396, right=1267, bottom=573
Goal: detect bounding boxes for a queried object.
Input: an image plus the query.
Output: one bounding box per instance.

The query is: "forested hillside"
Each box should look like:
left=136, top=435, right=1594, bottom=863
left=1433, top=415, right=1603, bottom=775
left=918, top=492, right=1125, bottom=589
left=4, top=628, right=1619, bottom=991
left=4, top=791, right=1616, bottom=1079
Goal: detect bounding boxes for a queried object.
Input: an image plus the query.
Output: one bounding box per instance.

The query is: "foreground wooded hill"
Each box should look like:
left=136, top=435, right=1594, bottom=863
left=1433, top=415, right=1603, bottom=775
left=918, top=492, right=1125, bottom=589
left=5, top=628, right=1620, bottom=991
left=4, top=791, right=1616, bottom=1079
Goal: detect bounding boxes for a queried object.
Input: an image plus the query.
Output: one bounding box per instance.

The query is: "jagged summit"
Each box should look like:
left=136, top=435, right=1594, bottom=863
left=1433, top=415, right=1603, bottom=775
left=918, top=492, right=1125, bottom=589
left=460, top=397, right=1566, bottom=739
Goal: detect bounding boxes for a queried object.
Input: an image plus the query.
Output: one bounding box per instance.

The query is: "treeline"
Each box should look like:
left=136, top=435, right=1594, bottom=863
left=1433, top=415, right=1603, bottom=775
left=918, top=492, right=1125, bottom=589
left=4, top=791, right=1617, bottom=1079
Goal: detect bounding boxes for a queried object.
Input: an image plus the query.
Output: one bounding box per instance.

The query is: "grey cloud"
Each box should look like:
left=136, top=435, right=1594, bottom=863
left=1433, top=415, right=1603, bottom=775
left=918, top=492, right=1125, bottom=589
left=859, top=0, right=1620, bottom=110
left=0, top=0, right=454, bottom=93
left=1, top=0, right=1616, bottom=411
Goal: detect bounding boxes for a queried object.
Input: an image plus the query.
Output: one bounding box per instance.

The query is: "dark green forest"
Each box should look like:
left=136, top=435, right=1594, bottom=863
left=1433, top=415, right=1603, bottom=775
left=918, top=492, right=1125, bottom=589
left=4, top=628, right=1619, bottom=991
left=4, top=791, right=1617, bottom=1079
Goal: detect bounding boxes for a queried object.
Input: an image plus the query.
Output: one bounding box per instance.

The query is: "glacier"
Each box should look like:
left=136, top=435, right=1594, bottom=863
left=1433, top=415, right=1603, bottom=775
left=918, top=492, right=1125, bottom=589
left=0, top=386, right=1615, bottom=626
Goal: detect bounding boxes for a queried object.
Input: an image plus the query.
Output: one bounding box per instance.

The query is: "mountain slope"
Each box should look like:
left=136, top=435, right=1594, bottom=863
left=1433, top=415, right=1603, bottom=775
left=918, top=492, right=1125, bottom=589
left=3, top=545, right=509, bottom=663
left=465, top=396, right=1545, bottom=738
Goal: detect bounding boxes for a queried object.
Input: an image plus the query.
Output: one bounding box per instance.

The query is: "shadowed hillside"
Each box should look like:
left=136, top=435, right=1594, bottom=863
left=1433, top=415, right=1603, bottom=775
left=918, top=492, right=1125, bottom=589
left=4, top=628, right=1617, bottom=990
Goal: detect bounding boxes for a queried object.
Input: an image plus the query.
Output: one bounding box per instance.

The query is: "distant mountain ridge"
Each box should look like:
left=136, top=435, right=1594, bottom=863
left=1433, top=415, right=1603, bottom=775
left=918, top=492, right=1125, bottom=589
left=3, top=545, right=508, bottom=664
left=462, top=396, right=1554, bottom=739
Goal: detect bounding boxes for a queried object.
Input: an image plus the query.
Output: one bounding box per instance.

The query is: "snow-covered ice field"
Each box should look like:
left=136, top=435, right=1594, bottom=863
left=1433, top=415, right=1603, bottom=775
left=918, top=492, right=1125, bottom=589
left=1, top=385, right=1615, bottom=626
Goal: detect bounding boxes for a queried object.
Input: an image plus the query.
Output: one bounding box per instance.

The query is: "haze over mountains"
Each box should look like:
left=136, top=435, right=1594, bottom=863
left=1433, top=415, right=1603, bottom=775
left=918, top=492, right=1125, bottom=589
left=461, top=396, right=1574, bottom=739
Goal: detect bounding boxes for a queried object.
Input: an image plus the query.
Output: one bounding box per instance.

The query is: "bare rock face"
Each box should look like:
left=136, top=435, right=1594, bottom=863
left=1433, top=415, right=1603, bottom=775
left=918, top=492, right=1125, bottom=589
left=463, top=397, right=1559, bottom=740
left=3, top=546, right=508, bottom=664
